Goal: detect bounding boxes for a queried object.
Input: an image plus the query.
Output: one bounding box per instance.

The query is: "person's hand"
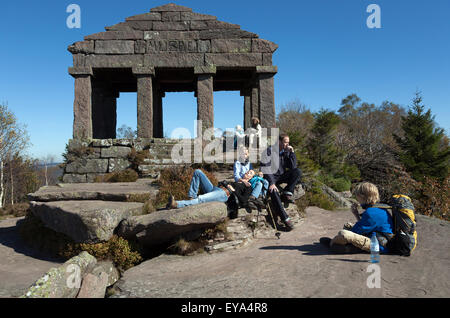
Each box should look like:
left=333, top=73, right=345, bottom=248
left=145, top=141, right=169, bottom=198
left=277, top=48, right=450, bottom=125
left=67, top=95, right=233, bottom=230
left=269, top=184, right=279, bottom=193
left=227, top=185, right=235, bottom=192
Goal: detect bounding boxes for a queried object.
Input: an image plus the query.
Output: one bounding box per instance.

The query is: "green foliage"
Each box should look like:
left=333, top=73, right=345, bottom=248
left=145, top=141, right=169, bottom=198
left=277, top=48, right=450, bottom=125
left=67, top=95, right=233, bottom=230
left=317, top=173, right=351, bottom=192
left=394, top=92, right=450, bottom=181
left=296, top=179, right=336, bottom=212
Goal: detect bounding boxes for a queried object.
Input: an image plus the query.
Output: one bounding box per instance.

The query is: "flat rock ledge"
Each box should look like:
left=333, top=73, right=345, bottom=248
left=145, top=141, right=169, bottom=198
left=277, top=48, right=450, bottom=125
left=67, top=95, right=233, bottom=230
left=27, top=179, right=159, bottom=202
left=30, top=201, right=144, bottom=243
left=118, top=201, right=229, bottom=247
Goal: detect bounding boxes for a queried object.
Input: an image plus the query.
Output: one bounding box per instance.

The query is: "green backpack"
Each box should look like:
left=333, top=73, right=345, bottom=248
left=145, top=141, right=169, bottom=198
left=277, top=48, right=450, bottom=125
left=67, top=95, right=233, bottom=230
left=373, top=195, right=417, bottom=256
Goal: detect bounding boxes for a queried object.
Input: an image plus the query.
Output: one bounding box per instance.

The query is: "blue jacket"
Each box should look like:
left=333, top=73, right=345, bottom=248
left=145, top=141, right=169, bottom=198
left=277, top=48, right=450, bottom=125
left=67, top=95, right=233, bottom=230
left=234, top=160, right=252, bottom=182
left=352, top=206, right=394, bottom=253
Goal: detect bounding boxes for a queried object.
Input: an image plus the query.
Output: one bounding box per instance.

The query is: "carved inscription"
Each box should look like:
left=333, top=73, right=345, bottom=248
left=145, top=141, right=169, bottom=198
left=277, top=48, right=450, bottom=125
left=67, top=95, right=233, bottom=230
left=147, top=40, right=198, bottom=53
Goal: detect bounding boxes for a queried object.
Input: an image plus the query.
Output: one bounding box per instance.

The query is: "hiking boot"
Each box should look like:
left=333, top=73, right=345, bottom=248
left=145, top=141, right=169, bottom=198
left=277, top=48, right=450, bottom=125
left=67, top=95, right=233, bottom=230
left=319, top=237, right=332, bottom=247
left=166, top=195, right=178, bottom=210
left=330, top=243, right=361, bottom=254
left=249, top=196, right=266, bottom=209
left=283, top=218, right=295, bottom=231
left=282, top=192, right=295, bottom=208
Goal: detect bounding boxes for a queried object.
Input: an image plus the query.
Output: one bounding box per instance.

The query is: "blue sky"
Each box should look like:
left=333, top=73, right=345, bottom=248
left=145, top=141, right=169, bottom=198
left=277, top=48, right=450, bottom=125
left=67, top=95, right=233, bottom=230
left=1, top=0, right=449, bottom=162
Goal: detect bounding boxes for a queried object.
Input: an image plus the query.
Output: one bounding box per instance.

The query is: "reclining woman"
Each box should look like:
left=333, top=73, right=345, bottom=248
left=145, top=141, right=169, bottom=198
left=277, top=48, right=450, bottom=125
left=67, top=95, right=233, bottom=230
left=320, top=182, right=394, bottom=254
left=166, top=169, right=255, bottom=210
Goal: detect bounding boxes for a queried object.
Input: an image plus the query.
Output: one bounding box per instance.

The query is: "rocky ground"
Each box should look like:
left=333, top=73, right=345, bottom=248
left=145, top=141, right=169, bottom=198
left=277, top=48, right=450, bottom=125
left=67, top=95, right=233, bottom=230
left=2, top=205, right=448, bottom=298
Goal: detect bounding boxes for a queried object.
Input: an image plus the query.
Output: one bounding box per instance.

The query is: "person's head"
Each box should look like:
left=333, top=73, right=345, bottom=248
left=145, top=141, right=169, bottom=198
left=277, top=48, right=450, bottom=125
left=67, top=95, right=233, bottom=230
left=237, top=146, right=249, bottom=161
left=279, top=133, right=290, bottom=151
left=243, top=169, right=255, bottom=181
left=352, top=182, right=380, bottom=206
left=235, top=125, right=243, bottom=132
left=251, top=117, right=260, bottom=127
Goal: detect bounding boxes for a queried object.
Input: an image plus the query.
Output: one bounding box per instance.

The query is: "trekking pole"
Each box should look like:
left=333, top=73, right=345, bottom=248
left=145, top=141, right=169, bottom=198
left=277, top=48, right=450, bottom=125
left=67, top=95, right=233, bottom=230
left=265, top=193, right=281, bottom=239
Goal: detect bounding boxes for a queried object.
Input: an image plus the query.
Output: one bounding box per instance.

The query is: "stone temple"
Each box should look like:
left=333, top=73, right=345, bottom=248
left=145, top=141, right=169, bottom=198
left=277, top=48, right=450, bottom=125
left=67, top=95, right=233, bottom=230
left=64, top=3, right=279, bottom=183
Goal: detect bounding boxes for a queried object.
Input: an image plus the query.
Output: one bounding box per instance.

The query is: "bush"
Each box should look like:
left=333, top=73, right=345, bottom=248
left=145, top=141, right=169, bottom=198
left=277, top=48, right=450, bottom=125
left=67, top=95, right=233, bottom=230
left=414, top=176, right=449, bottom=221
left=295, top=178, right=336, bottom=212
left=317, top=173, right=351, bottom=192
left=95, top=169, right=139, bottom=183
left=0, top=202, right=30, bottom=217
left=63, top=236, right=143, bottom=271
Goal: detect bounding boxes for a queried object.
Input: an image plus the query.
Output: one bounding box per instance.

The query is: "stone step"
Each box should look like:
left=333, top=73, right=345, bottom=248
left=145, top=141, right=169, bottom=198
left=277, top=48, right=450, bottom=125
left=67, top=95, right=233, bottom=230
left=28, top=179, right=159, bottom=202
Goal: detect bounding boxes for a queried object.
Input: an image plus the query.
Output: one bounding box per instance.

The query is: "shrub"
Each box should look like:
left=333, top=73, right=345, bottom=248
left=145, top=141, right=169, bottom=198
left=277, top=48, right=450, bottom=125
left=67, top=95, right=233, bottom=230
left=95, top=169, right=139, bottom=183
left=295, top=178, right=336, bottom=213
left=414, top=176, right=449, bottom=221
left=0, top=202, right=30, bottom=217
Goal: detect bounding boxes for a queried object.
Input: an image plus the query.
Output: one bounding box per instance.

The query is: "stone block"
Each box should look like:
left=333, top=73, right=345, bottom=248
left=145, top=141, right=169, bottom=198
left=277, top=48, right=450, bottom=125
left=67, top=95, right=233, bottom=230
left=101, top=146, right=132, bottom=159
left=91, top=139, right=113, bottom=147
left=68, top=67, right=93, bottom=76
left=125, top=21, right=153, bottom=31
left=68, top=41, right=95, bottom=54
left=65, top=159, right=109, bottom=174
left=144, top=53, right=204, bottom=67
left=144, top=30, right=200, bottom=40
left=85, top=31, right=144, bottom=40
left=190, top=20, right=240, bottom=30
left=91, top=261, right=120, bottom=287
left=256, top=65, right=278, bottom=74
left=252, top=39, right=278, bottom=53
left=195, top=40, right=209, bottom=53
left=135, top=40, right=146, bottom=53
left=108, top=158, right=131, bottom=172
left=72, top=54, right=86, bottom=67
left=77, top=273, right=109, bottom=298
left=95, top=40, right=135, bottom=54
left=153, top=21, right=189, bottom=31
left=85, top=55, right=144, bottom=68
left=162, top=11, right=181, bottom=22
left=62, top=174, right=87, bottom=184
left=262, top=53, right=273, bottom=66
left=194, top=65, right=217, bottom=74
left=105, top=22, right=134, bottom=31
left=199, top=29, right=258, bottom=39
left=205, top=53, right=262, bottom=67
left=150, top=4, right=192, bottom=12
left=211, top=39, right=251, bottom=53
left=180, top=12, right=217, bottom=21
left=126, top=12, right=162, bottom=21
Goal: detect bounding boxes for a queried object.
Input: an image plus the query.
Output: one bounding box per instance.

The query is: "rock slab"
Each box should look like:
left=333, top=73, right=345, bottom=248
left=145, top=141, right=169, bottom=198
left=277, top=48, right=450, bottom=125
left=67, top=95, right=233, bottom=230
left=118, top=202, right=228, bottom=247
left=30, top=200, right=144, bottom=243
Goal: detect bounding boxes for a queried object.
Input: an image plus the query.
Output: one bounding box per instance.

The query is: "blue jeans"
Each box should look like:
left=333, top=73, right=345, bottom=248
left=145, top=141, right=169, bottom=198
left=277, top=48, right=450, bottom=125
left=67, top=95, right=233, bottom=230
left=251, top=179, right=269, bottom=198
left=177, top=170, right=229, bottom=208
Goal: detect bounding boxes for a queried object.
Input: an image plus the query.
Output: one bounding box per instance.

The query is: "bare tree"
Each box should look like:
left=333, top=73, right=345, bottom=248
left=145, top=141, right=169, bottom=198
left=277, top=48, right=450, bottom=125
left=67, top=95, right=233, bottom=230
left=0, top=104, right=29, bottom=208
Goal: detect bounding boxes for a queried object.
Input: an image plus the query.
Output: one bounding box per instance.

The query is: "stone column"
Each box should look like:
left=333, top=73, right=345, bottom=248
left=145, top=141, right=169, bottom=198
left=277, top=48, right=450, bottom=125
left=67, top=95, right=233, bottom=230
left=241, top=88, right=252, bottom=130
left=69, top=67, right=93, bottom=140
left=251, top=86, right=260, bottom=122
left=256, top=66, right=278, bottom=130
left=133, top=67, right=155, bottom=139
left=194, top=65, right=216, bottom=138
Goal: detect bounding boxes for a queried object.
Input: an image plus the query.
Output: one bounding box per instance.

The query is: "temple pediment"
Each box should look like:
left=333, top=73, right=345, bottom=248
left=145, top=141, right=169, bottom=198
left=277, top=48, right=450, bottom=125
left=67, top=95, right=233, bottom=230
left=68, top=3, right=278, bottom=66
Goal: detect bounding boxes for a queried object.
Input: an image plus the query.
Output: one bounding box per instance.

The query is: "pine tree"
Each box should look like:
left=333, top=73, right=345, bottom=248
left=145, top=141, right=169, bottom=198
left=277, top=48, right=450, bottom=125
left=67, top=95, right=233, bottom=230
left=394, top=92, right=450, bottom=181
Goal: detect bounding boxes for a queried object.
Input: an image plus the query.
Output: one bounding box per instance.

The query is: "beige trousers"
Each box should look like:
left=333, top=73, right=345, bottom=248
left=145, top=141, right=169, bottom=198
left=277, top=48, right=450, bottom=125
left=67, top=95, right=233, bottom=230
left=330, top=230, right=371, bottom=252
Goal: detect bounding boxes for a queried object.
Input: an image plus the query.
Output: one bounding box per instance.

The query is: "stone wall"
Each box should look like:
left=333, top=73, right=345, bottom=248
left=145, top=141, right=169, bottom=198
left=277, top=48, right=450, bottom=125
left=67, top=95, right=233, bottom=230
left=62, top=138, right=181, bottom=183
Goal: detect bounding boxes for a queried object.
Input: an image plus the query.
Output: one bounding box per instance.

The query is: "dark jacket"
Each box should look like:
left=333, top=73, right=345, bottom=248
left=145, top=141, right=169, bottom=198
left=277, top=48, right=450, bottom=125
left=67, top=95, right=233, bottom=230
left=261, top=146, right=298, bottom=186
left=229, top=182, right=253, bottom=207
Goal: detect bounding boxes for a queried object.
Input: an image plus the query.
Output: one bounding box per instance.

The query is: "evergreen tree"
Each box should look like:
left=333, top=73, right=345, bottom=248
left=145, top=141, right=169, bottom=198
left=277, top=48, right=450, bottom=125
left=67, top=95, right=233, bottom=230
left=394, top=92, right=450, bottom=181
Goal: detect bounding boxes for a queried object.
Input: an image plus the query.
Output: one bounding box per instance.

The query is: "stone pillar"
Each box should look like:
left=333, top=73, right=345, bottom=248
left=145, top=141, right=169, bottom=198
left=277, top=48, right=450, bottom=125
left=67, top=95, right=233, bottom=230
left=133, top=67, right=155, bottom=139
left=251, top=86, right=260, bottom=123
left=194, top=65, right=216, bottom=138
left=256, top=66, right=278, bottom=130
left=69, top=67, right=93, bottom=140
left=241, top=88, right=252, bottom=130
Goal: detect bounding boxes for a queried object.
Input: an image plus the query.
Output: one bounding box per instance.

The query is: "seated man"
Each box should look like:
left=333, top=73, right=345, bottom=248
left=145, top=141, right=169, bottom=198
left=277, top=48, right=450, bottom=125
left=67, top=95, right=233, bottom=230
left=260, top=134, right=302, bottom=231
left=166, top=169, right=255, bottom=211
left=320, top=182, right=394, bottom=254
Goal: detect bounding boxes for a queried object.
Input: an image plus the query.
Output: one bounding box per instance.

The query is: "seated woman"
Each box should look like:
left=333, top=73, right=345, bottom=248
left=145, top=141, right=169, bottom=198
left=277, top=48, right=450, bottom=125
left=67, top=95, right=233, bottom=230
left=166, top=169, right=255, bottom=210
left=320, top=182, right=394, bottom=254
